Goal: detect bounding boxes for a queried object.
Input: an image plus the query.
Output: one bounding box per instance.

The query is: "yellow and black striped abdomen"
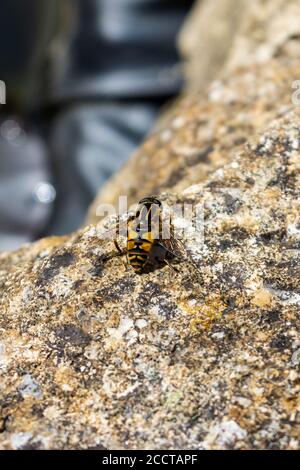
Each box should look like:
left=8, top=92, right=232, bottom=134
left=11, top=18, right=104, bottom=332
left=127, top=228, right=153, bottom=272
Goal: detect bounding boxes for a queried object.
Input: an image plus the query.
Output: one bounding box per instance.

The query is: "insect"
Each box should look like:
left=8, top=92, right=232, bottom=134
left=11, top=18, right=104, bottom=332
left=102, top=196, right=200, bottom=275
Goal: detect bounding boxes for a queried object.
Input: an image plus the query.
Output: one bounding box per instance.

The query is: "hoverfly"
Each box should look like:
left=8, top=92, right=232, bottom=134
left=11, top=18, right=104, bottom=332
left=101, top=196, right=200, bottom=275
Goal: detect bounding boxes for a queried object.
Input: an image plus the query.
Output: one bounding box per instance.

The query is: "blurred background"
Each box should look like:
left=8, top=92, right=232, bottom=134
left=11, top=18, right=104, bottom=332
left=0, top=0, right=194, bottom=251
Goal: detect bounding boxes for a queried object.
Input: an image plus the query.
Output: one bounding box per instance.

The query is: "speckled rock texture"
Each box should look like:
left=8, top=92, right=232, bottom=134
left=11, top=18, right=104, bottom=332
left=87, top=0, right=300, bottom=225
left=225, top=0, right=300, bottom=73
left=87, top=58, right=299, bottom=225
left=0, top=110, right=300, bottom=449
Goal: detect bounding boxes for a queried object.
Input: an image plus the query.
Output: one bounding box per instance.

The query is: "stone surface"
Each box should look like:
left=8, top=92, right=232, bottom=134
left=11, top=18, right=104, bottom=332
left=86, top=0, right=300, bottom=225
left=87, top=58, right=299, bottom=225
left=1, top=0, right=300, bottom=450
left=178, top=0, right=247, bottom=93
left=0, top=110, right=300, bottom=449
left=179, top=0, right=300, bottom=93
left=225, top=0, right=300, bottom=73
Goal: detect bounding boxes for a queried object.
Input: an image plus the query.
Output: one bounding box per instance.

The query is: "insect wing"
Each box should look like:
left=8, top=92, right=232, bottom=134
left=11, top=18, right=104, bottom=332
left=161, top=233, right=185, bottom=259
left=161, top=232, right=201, bottom=274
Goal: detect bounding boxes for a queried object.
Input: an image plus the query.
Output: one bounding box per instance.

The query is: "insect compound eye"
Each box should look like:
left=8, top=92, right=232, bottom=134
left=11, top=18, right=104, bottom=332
left=153, top=198, right=162, bottom=207
left=138, top=196, right=162, bottom=207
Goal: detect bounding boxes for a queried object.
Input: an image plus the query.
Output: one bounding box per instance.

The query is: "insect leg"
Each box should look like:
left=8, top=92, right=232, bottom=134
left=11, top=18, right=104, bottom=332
left=163, top=257, right=180, bottom=273
left=113, top=239, right=129, bottom=270
left=114, top=239, right=123, bottom=254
